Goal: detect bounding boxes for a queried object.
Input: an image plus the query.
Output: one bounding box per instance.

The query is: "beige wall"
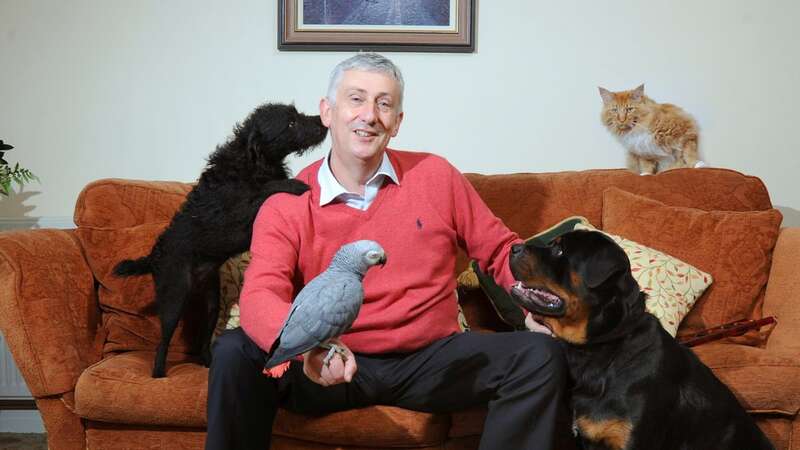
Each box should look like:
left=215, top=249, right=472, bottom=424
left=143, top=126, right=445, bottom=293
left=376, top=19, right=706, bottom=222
left=1, top=0, right=798, bottom=225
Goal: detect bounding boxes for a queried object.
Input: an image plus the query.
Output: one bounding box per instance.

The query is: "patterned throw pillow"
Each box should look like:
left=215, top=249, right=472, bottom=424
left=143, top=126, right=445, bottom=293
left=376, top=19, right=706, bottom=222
left=458, top=216, right=713, bottom=337
left=214, top=252, right=250, bottom=339
left=573, top=221, right=713, bottom=336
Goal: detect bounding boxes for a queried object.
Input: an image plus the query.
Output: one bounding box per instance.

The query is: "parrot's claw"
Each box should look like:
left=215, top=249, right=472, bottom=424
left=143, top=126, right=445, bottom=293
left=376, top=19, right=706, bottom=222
left=320, top=343, right=348, bottom=366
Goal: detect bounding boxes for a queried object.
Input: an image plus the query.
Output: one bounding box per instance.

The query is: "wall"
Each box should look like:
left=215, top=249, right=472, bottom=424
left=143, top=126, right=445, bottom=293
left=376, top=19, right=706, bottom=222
left=1, top=0, right=799, bottom=224
left=0, top=0, right=797, bottom=435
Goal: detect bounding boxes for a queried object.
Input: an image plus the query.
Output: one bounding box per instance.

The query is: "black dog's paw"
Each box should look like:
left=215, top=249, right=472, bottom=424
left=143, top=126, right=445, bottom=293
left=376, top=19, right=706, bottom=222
left=151, top=363, right=167, bottom=379
left=201, top=348, right=213, bottom=368
left=270, top=179, right=310, bottom=196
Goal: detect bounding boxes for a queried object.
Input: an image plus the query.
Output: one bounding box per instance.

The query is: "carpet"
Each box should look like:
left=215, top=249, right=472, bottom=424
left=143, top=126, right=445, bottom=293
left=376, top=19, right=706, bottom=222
left=0, top=433, right=47, bottom=450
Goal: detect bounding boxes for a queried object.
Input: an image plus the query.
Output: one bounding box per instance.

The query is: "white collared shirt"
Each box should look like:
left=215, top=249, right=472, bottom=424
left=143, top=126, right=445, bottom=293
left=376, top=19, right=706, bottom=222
left=317, top=151, right=399, bottom=210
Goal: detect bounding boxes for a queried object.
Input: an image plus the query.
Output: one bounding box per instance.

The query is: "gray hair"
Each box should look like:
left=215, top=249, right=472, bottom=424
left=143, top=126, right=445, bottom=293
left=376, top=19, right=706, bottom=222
left=326, top=53, right=405, bottom=112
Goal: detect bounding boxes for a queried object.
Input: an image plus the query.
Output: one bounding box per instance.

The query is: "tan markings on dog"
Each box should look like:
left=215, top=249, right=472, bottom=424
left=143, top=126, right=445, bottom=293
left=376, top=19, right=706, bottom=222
left=541, top=272, right=590, bottom=344
left=575, top=416, right=633, bottom=450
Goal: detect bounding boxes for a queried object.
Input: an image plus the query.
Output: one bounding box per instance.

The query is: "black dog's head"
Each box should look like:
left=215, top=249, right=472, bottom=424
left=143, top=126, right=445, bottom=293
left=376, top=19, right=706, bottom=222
left=509, top=230, right=645, bottom=345
left=239, top=103, right=328, bottom=163
left=206, top=103, right=328, bottom=183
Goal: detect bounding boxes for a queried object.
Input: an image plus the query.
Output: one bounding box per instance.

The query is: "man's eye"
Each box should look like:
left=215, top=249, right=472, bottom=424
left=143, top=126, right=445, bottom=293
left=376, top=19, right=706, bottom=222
left=350, top=96, right=363, bottom=103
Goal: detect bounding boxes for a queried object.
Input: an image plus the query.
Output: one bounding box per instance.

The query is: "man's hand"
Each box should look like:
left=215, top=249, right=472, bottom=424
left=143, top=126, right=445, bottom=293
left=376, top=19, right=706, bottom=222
left=525, top=313, right=554, bottom=336
left=302, top=338, right=357, bottom=386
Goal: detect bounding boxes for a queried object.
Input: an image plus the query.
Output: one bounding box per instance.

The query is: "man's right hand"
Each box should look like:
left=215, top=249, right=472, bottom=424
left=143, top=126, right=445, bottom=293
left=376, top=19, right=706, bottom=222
left=302, top=338, right=357, bottom=386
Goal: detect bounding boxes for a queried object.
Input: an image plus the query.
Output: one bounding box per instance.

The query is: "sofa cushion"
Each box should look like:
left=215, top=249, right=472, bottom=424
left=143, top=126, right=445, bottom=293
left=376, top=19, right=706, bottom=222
left=74, top=351, right=453, bottom=446
left=74, top=179, right=199, bottom=356
left=74, top=351, right=207, bottom=427
left=602, top=188, right=783, bottom=345
left=693, top=344, right=800, bottom=415
left=75, top=222, right=204, bottom=356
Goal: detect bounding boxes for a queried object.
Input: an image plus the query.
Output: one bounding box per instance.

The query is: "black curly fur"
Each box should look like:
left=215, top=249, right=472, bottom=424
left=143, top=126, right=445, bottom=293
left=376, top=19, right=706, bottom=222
left=114, top=103, right=327, bottom=378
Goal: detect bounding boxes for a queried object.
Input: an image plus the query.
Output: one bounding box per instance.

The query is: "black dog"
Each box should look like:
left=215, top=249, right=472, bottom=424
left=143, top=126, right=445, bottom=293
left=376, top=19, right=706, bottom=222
left=114, top=103, right=327, bottom=378
left=508, top=230, right=774, bottom=450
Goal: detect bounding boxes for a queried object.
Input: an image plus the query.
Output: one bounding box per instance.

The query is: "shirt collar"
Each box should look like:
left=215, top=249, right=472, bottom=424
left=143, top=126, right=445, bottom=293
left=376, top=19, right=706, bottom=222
left=317, top=150, right=399, bottom=206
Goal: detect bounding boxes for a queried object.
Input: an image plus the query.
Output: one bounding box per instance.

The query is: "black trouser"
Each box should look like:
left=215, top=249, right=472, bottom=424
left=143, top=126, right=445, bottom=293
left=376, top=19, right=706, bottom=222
left=205, top=327, right=568, bottom=450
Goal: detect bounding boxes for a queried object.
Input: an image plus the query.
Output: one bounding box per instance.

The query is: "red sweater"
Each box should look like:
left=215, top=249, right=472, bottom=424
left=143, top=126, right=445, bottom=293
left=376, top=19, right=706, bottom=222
left=239, top=149, right=521, bottom=354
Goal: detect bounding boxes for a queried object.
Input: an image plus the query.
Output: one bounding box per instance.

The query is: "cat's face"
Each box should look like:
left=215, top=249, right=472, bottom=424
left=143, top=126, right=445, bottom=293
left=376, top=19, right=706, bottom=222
left=599, top=85, right=647, bottom=135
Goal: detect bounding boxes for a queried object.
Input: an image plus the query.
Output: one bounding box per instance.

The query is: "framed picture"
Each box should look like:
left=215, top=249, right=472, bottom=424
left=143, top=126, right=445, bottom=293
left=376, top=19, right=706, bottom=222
left=278, top=0, right=475, bottom=53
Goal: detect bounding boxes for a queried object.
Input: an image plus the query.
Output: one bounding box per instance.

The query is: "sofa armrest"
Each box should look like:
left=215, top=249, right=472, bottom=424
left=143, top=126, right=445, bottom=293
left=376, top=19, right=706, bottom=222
left=763, top=227, right=800, bottom=351
left=0, top=229, right=100, bottom=397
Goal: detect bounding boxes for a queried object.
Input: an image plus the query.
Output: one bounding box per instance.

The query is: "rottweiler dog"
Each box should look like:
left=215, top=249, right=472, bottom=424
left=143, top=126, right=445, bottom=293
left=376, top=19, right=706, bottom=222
left=508, top=230, right=774, bottom=450
left=114, top=103, right=327, bottom=378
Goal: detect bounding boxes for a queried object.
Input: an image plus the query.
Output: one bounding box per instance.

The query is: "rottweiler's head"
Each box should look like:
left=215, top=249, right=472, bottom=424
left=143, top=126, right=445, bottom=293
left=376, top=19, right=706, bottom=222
left=509, top=230, right=645, bottom=345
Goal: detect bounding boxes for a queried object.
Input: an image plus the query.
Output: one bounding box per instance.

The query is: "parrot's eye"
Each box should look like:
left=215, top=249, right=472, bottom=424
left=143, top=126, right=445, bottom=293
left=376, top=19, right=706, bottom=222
left=365, top=250, right=386, bottom=266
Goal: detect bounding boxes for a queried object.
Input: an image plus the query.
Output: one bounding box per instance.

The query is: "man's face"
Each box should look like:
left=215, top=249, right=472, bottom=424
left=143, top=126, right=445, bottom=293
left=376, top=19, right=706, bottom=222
left=320, top=70, right=404, bottom=163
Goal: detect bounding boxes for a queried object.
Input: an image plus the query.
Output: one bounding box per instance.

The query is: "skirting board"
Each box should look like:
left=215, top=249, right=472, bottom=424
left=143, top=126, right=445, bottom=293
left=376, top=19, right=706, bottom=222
left=0, top=410, right=45, bottom=433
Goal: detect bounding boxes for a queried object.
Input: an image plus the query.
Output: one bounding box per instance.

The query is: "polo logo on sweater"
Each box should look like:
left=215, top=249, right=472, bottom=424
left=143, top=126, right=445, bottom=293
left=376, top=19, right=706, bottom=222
left=416, top=218, right=423, bottom=230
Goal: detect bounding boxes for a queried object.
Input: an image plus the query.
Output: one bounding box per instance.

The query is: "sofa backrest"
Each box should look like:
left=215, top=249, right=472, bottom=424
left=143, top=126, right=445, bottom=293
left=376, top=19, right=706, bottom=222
left=73, top=169, right=773, bottom=355
left=463, top=168, right=772, bottom=238
left=457, top=167, right=771, bottom=270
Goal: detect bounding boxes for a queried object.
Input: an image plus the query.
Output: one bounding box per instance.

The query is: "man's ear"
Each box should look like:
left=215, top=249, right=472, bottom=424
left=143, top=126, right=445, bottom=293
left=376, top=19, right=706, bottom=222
left=390, top=111, right=404, bottom=137
left=320, top=97, right=333, bottom=128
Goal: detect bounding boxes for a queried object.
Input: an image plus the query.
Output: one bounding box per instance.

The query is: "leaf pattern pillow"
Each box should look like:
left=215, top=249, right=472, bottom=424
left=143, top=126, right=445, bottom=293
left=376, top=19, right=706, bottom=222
left=214, top=252, right=250, bottom=339
left=573, top=221, right=713, bottom=336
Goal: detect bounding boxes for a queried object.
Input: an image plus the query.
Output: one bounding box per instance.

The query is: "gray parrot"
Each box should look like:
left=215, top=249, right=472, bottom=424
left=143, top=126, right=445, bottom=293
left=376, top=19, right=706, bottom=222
left=264, top=240, right=387, bottom=373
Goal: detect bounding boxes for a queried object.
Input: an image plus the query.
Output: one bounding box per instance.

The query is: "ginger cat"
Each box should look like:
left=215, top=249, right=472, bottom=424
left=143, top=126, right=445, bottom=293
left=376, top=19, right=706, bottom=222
left=599, top=84, right=704, bottom=174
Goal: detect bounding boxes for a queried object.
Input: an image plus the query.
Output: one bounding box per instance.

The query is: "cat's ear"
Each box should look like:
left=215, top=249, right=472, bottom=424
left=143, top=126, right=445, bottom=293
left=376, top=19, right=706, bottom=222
left=631, top=84, right=645, bottom=101
left=598, top=87, right=614, bottom=104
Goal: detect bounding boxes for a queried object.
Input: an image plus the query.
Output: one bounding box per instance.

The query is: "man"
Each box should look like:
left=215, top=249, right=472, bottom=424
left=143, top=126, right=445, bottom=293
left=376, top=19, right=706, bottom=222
left=205, top=53, right=566, bottom=449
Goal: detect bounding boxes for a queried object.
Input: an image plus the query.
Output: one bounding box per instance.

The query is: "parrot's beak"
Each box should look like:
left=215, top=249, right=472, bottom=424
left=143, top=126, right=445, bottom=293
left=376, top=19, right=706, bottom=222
left=378, top=254, right=387, bottom=267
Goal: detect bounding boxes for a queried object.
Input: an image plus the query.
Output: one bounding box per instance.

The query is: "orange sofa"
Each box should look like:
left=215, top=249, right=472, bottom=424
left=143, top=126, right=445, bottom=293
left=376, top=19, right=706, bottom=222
left=1, top=168, right=798, bottom=449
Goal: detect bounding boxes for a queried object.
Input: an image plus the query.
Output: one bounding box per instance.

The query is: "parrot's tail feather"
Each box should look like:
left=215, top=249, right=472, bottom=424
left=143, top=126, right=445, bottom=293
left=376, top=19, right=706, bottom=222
left=263, top=361, right=291, bottom=378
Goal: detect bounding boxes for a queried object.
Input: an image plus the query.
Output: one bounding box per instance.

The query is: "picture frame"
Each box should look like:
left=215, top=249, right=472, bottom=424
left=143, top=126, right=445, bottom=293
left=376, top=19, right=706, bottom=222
left=278, top=0, right=475, bottom=53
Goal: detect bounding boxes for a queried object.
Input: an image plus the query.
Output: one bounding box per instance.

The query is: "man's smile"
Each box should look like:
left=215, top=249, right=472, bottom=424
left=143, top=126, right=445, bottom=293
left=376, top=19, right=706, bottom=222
left=354, top=129, right=378, bottom=138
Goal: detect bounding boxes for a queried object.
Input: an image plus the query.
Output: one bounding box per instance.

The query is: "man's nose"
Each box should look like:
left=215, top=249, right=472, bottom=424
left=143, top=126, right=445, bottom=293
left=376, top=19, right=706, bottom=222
left=358, top=101, right=377, bottom=123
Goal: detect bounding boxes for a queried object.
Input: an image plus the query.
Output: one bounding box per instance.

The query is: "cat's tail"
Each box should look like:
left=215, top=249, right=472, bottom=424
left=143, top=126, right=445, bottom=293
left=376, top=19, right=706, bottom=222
left=113, top=256, right=153, bottom=277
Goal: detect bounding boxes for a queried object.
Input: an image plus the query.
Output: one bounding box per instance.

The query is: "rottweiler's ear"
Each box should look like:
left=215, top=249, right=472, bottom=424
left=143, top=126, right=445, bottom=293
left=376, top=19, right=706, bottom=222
left=584, top=254, right=627, bottom=289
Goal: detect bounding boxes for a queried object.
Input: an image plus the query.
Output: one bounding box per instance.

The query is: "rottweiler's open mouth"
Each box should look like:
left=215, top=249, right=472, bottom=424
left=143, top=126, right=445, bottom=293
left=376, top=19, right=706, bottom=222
left=510, top=281, right=566, bottom=317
